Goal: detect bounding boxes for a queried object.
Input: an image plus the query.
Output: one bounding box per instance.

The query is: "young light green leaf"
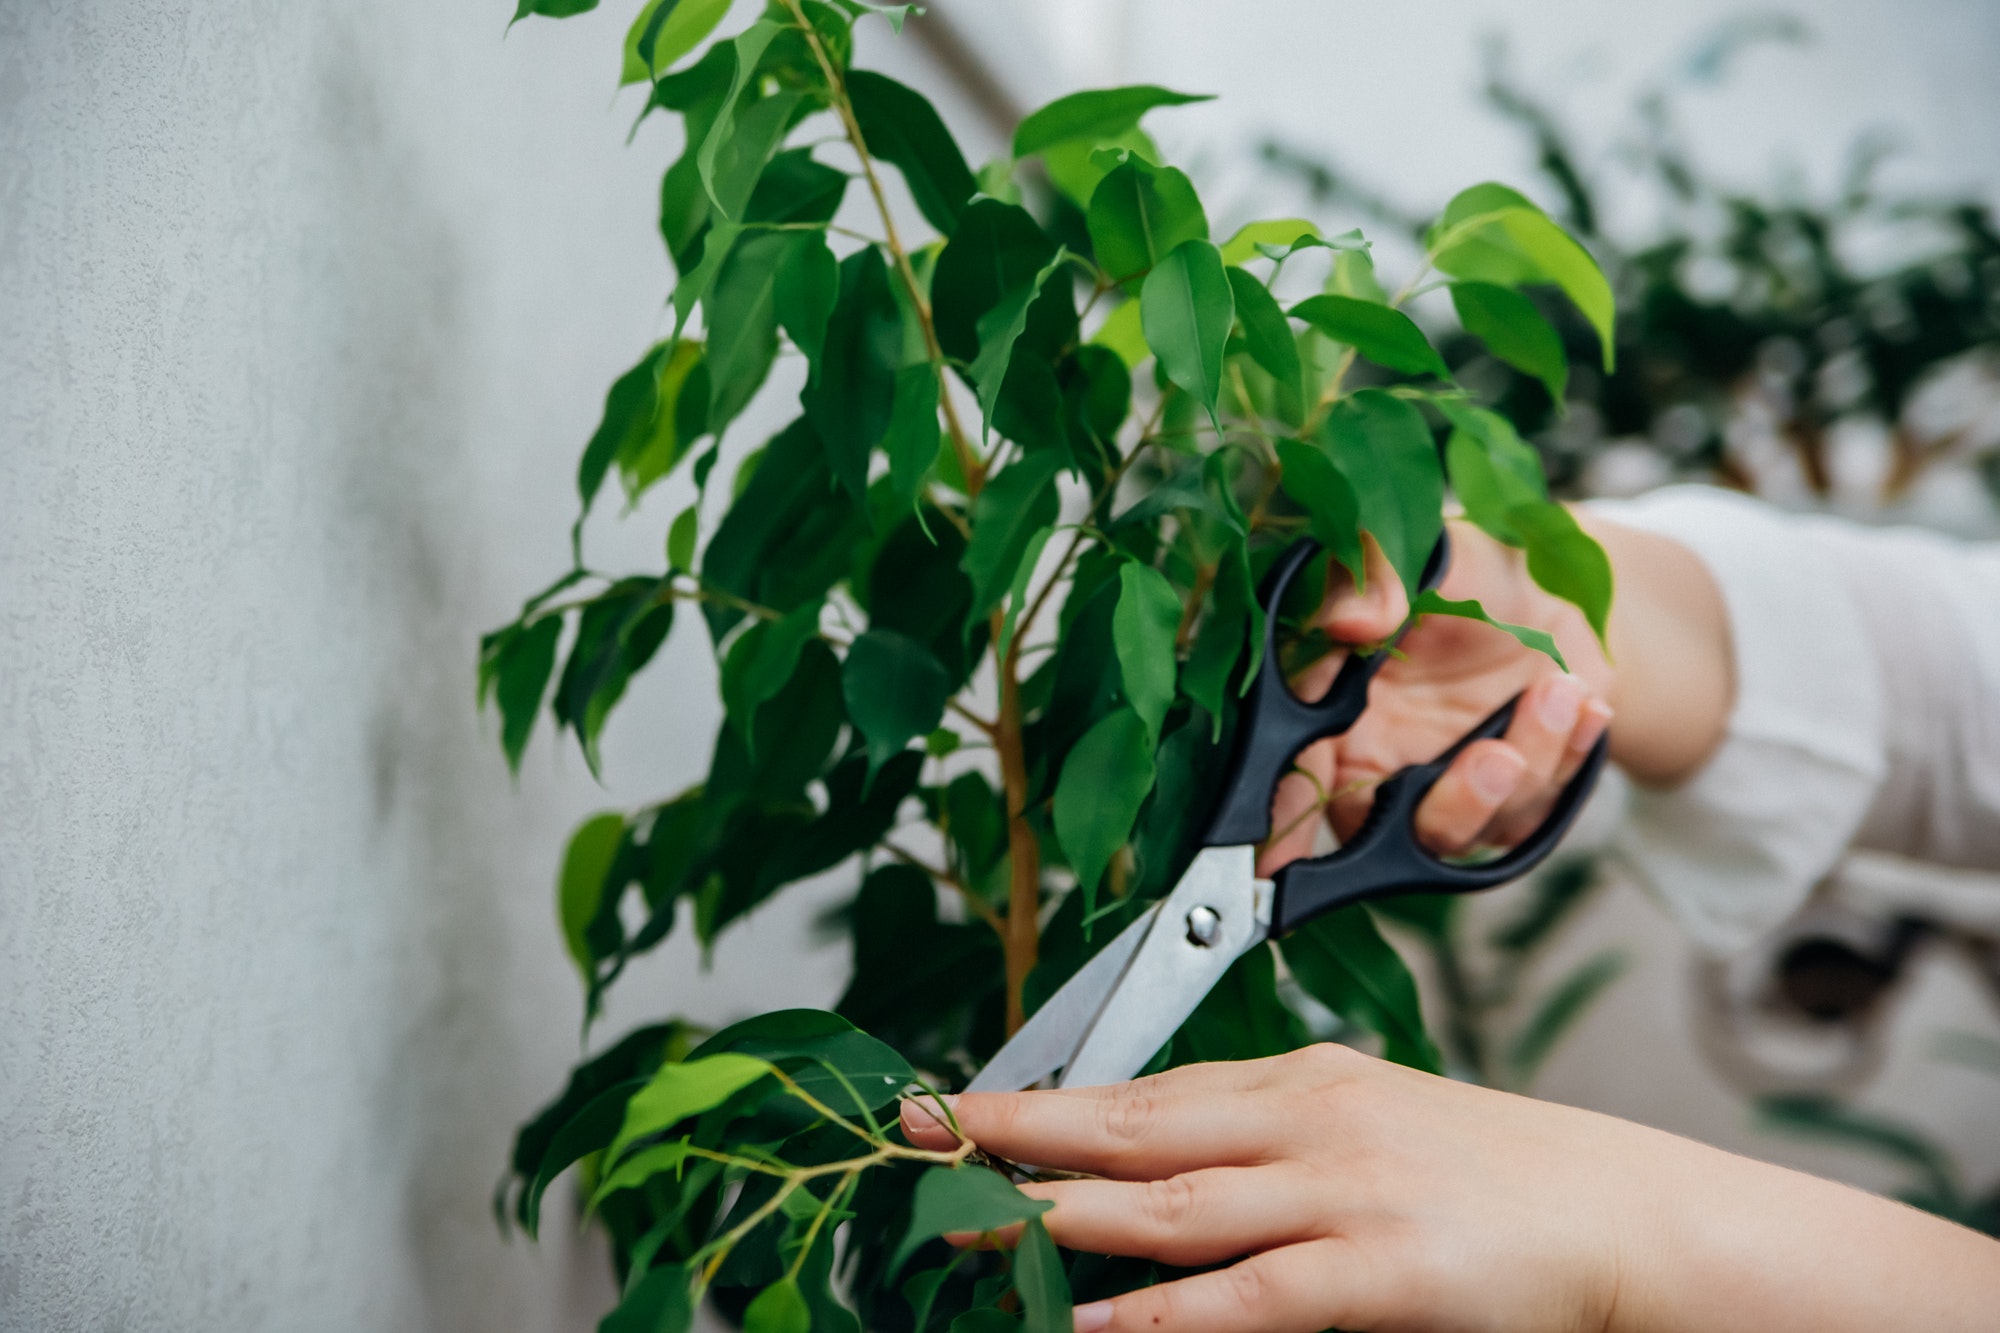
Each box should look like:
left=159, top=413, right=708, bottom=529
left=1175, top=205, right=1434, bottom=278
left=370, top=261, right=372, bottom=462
left=559, top=812, right=625, bottom=983
left=1288, top=294, right=1449, bottom=380
left=622, top=0, right=734, bottom=84
left=1330, top=246, right=1388, bottom=303
left=1274, top=438, right=1363, bottom=581
left=971, top=251, right=1071, bottom=435
left=1251, top=227, right=1371, bottom=263
left=720, top=600, right=824, bottom=753
left=1226, top=266, right=1302, bottom=407
left=1014, top=1216, right=1074, bottom=1333
left=744, top=1278, right=811, bottom=1333
left=1451, top=281, right=1568, bottom=402
left=1410, top=590, right=1567, bottom=670
left=1041, top=125, right=1155, bottom=208
left=1505, top=948, right=1628, bottom=1087
left=1113, top=562, right=1181, bottom=745
left=1218, top=217, right=1320, bottom=266
left=1508, top=501, right=1614, bottom=644
left=1281, top=905, right=1443, bottom=1074
left=1141, top=239, right=1233, bottom=429
left=1012, top=84, right=1213, bottom=158
left=1086, top=159, right=1208, bottom=288
left=600, top=1262, right=696, bottom=1333
left=1316, top=389, right=1443, bottom=596
left=1432, top=198, right=1614, bottom=372
left=1494, top=208, right=1615, bottom=371
left=996, top=524, right=1055, bottom=662
left=962, top=451, right=1062, bottom=623
left=884, top=363, right=941, bottom=501
left=891, top=1164, right=1053, bottom=1275
left=1442, top=404, right=1546, bottom=546
left=1053, top=707, right=1155, bottom=911
left=667, top=504, right=699, bottom=574
left=1089, top=298, right=1149, bottom=369
left=694, top=22, right=785, bottom=216
left=605, top=1051, right=774, bottom=1167
left=587, top=1138, right=693, bottom=1212
left=848, top=70, right=977, bottom=236
left=843, top=629, right=953, bottom=776
left=774, top=230, right=838, bottom=372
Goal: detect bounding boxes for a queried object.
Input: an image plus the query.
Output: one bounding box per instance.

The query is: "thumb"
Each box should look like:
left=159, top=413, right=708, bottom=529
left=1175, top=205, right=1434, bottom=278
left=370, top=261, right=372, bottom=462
left=1320, top=532, right=1408, bottom=645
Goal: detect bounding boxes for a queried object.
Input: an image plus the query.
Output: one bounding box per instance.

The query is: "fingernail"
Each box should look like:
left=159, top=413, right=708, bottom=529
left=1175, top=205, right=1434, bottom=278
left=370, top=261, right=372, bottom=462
left=899, top=1095, right=956, bottom=1133
left=1468, top=747, right=1525, bottom=803
left=1569, top=699, right=1613, bottom=753
left=1536, top=675, right=1585, bottom=731
left=1072, top=1301, right=1114, bottom=1332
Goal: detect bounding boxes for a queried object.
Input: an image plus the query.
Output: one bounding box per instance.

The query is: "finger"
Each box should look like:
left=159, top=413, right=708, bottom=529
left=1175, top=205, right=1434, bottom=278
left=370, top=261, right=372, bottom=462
left=913, top=1086, right=1282, bottom=1179
left=1256, top=740, right=1335, bottom=876
left=1022, top=1165, right=1323, bottom=1267
left=1410, top=739, right=1526, bottom=856
left=1489, top=696, right=1612, bottom=846
left=898, top=1058, right=1293, bottom=1151
left=1071, top=1238, right=1365, bottom=1333
left=1319, top=533, right=1407, bottom=645
left=1484, top=674, right=1588, bottom=832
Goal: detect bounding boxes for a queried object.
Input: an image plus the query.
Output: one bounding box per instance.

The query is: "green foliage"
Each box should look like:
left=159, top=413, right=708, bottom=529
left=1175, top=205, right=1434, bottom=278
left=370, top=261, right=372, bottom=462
left=487, top=7, right=1621, bottom=1326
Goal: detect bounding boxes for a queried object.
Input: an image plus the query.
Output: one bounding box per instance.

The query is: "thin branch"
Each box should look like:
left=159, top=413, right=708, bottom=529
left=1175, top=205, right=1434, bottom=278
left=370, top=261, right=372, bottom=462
left=883, top=840, right=1006, bottom=937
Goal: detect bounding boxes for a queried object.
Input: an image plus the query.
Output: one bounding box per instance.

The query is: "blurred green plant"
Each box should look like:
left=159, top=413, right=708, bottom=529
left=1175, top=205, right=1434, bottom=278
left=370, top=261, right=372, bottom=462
left=482, top=2, right=1618, bottom=1327
left=1262, top=17, right=2000, bottom=506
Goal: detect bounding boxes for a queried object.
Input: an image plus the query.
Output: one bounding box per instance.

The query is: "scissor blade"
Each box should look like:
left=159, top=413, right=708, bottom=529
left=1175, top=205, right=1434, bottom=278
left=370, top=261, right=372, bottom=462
left=964, top=904, right=1160, bottom=1093
left=1058, top=845, right=1270, bottom=1089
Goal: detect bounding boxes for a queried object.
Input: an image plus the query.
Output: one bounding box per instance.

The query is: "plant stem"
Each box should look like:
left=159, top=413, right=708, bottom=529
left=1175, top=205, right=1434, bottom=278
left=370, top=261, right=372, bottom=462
left=883, top=840, right=1006, bottom=938
left=780, top=0, right=984, bottom=499
left=993, top=606, right=1040, bottom=1035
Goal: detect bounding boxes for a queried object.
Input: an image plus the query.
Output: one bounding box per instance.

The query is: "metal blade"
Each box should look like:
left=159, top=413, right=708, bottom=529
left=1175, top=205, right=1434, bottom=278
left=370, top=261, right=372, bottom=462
left=964, top=904, right=1160, bottom=1093
left=1058, top=845, right=1271, bottom=1089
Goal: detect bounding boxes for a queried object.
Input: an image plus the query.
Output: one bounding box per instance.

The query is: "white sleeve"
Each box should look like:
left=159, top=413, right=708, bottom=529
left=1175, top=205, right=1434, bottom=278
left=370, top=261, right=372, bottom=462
left=1584, top=486, right=2000, bottom=953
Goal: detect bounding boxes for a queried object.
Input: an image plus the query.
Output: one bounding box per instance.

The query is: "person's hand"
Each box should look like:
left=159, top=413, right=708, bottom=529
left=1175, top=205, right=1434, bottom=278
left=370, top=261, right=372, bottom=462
left=1262, top=515, right=1733, bottom=875
left=899, top=1046, right=2000, bottom=1333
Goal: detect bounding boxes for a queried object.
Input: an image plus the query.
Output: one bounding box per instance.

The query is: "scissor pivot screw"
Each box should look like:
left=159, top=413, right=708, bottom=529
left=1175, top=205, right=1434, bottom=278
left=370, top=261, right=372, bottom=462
left=1186, top=905, right=1223, bottom=947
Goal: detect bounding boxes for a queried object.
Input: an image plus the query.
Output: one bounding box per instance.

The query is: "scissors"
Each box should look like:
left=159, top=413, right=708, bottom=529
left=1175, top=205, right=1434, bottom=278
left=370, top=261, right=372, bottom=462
left=968, top=534, right=1609, bottom=1092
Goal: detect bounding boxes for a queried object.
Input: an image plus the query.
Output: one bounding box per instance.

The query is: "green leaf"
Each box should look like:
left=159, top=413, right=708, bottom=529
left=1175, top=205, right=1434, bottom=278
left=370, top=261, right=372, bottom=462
left=606, top=1050, right=775, bottom=1167
left=747, top=148, right=849, bottom=226
left=667, top=505, right=699, bottom=573
left=1410, top=590, right=1566, bottom=669
left=551, top=580, right=674, bottom=774
left=1281, top=905, right=1443, bottom=1073
left=1090, top=298, right=1149, bottom=372
left=1113, top=562, right=1180, bottom=745
left=949, top=1312, right=1015, bottom=1333
left=1506, top=948, right=1628, bottom=1086
left=599, top=1262, right=695, bottom=1333
left=1013, top=84, right=1213, bottom=157
left=804, top=246, right=902, bottom=502
left=1288, top=294, right=1449, bottom=379
left=962, top=451, right=1062, bottom=624
left=848, top=70, right=977, bottom=236
left=587, top=1137, right=693, bottom=1212
left=1086, top=158, right=1208, bottom=288
left=691, top=1007, right=915, bottom=1114
left=996, top=524, right=1055, bottom=662
left=971, top=251, right=1071, bottom=436
left=623, top=0, right=734, bottom=83
left=1053, top=707, right=1155, bottom=911
left=705, top=230, right=787, bottom=435
left=720, top=600, right=824, bottom=754
left=1275, top=438, right=1363, bottom=582
left=1441, top=403, right=1547, bottom=546
left=1316, top=389, right=1442, bottom=597
left=483, top=615, right=562, bottom=772
left=1431, top=197, right=1614, bottom=372
left=774, top=229, right=838, bottom=371
left=1015, top=1216, right=1074, bottom=1333
left=1226, top=266, right=1302, bottom=411
left=1330, top=246, right=1388, bottom=303
left=1218, top=217, right=1319, bottom=266
left=885, top=364, right=942, bottom=501
left=512, top=0, right=597, bottom=24
left=745, top=1279, right=812, bottom=1333
left=1141, top=239, right=1233, bottom=429
left=1509, top=501, right=1613, bottom=644
left=559, top=813, right=625, bottom=984
left=579, top=341, right=701, bottom=515
left=695, top=23, right=789, bottom=218
left=1451, top=281, right=1568, bottom=402
left=1180, top=545, right=1248, bottom=731
left=843, top=629, right=952, bottom=776
left=892, top=1164, right=1053, bottom=1275
left=931, top=199, right=1071, bottom=365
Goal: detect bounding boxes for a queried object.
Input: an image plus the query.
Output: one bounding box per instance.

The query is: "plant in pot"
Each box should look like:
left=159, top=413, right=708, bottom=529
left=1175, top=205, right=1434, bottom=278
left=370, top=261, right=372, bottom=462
left=481, top=3, right=1617, bottom=1327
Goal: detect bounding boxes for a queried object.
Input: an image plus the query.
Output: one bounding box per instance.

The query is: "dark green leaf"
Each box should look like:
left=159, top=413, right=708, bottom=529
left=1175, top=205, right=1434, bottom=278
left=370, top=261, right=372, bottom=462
left=560, top=812, right=626, bottom=984
left=1014, top=1216, right=1073, bottom=1333
left=483, top=614, right=562, bottom=772
left=523, top=1079, right=643, bottom=1237
left=867, top=510, right=984, bottom=685
left=1180, top=548, right=1248, bottom=733
left=745, top=1279, right=811, bottom=1333
left=746, top=148, right=849, bottom=226
left=962, top=451, right=1062, bottom=625
left=1086, top=159, right=1207, bottom=288
left=1176, top=943, right=1309, bottom=1062
left=691, top=1008, right=914, bottom=1114
left=1141, top=239, right=1233, bottom=428
left=512, top=0, right=597, bottom=23
left=836, top=865, right=1002, bottom=1058
left=623, top=0, right=734, bottom=82
left=844, top=629, right=952, bottom=775
left=932, top=200, right=1072, bottom=364
left=702, top=417, right=866, bottom=641
left=505, top=1022, right=686, bottom=1225
left=600, top=1262, right=694, bottom=1333
left=1226, top=266, right=1302, bottom=409
left=1505, top=948, right=1627, bottom=1086
left=1281, top=905, right=1443, bottom=1073
left=1508, top=501, right=1613, bottom=644
left=552, top=579, right=674, bottom=773
left=1112, top=562, right=1180, bottom=745
left=706, top=231, right=787, bottom=435
left=885, top=364, right=942, bottom=501
left=804, top=246, right=902, bottom=502
left=848, top=70, right=977, bottom=236
left=1013, top=84, right=1213, bottom=157
left=1451, top=281, right=1568, bottom=402
left=1288, top=295, right=1449, bottom=379
left=774, top=229, right=838, bottom=371
left=1053, top=707, right=1154, bottom=910
left=949, top=1312, right=1015, bottom=1333
left=892, top=1165, right=1052, bottom=1275
left=1315, top=389, right=1442, bottom=597
left=971, top=252, right=1071, bottom=435
left=1430, top=191, right=1614, bottom=371
left=996, top=524, right=1055, bottom=662
left=1410, top=590, right=1566, bottom=669
left=721, top=600, right=824, bottom=754
left=1275, top=438, right=1363, bottom=581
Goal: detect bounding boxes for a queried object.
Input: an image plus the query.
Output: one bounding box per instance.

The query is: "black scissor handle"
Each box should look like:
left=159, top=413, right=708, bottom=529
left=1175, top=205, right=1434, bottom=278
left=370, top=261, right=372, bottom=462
left=1201, top=536, right=1450, bottom=848
left=1267, top=695, right=1609, bottom=937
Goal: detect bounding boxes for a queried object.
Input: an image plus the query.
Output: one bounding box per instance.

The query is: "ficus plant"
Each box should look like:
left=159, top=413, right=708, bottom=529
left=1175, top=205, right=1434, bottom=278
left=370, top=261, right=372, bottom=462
left=481, top=2, right=1617, bottom=1328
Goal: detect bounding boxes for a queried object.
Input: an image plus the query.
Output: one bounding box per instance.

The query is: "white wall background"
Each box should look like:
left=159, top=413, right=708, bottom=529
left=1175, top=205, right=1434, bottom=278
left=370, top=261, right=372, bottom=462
left=2, top=1, right=1996, bottom=1331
